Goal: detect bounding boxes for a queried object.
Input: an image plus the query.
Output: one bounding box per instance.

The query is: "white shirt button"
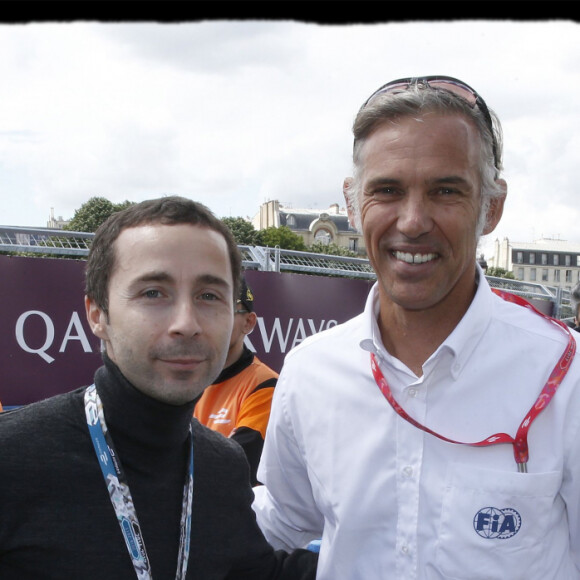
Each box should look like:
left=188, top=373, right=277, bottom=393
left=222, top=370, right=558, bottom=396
left=403, top=466, right=414, bottom=478
left=408, top=387, right=418, bottom=398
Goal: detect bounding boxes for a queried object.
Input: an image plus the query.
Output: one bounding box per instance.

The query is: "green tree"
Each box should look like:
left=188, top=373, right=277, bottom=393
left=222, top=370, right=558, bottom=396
left=486, top=267, right=515, bottom=279
left=221, top=217, right=262, bottom=245
left=64, top=197, right=135, bottom=233
left=307, top=242, right=357, bottom=257
left=259, top=226, right=306, bottom=251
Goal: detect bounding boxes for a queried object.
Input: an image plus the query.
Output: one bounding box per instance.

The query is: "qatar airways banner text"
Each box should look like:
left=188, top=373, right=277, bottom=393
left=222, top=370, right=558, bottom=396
left=0, top=255, right=373, bottom=407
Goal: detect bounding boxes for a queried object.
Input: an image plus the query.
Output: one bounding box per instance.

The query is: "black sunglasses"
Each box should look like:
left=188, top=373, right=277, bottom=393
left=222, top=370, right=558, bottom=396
left=361, top=76, right=499, bottom=170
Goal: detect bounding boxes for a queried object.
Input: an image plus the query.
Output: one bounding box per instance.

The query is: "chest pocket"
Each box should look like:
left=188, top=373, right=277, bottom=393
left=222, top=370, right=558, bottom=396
left=434, top=464, right=564, bottom=580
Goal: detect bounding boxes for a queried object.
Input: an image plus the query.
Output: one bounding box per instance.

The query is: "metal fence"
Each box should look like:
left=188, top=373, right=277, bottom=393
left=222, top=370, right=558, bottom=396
left=0, top=226, right=377, bottom=278
left=0, top=225, right=572, bottom=318
left=485, top=275, right=571, bottom=319
left=0, top=225, right=92, bottom=257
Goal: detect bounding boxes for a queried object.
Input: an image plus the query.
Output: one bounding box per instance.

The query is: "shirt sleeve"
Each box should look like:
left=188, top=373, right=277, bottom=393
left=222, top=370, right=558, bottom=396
left=560, top=388, right=580, bottom=573
left=231, top=427, right=264, bottom=487
left=252, top=374, right=324, bottom=552
left=232, top=379, right=276, bottom=486
left=234, top=381, right=276, bottom=439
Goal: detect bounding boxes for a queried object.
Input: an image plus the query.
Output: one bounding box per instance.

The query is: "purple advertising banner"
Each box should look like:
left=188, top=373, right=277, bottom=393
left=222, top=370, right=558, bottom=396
left=0, top=255, right=373, bottom=408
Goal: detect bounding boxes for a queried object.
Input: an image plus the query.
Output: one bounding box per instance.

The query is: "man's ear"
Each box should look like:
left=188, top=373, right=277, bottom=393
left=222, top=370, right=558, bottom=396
left=85, top=296, right=109, bottom=341
left=242, top=312, right=257, bottom=335
left=343, top=177, right=357, bottom=229
left=482, top=179, right=507, bottom=236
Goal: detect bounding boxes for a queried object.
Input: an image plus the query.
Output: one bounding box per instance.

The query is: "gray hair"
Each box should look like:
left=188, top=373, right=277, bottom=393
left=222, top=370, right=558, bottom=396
left=344, top=84, right=505, bottom=237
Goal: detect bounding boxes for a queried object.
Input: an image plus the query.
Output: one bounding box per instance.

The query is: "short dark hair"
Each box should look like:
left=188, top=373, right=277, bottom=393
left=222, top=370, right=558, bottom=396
left=85, top=196, right=242, bottom=315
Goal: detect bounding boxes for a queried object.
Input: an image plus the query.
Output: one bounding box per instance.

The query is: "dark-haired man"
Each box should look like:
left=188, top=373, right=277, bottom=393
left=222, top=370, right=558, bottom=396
left=0, top=196, right=317, bottom=579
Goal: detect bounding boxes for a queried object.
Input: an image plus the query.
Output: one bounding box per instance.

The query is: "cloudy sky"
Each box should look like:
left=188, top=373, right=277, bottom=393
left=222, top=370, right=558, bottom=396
left=1, top=18, right=579, bottom=259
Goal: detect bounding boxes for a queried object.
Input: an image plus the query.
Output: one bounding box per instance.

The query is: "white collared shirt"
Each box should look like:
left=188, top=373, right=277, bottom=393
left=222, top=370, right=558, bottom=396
left=253, top=271, right=580, bottom=579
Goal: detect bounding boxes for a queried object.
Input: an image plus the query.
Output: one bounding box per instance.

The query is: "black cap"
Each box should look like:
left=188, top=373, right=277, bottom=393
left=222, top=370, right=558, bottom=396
left=237, top=276, right=254, bottom=312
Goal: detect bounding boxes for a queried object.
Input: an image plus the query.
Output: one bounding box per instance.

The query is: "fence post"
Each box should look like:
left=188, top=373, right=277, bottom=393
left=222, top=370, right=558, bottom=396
left=554, top=286, right=562, bottom=319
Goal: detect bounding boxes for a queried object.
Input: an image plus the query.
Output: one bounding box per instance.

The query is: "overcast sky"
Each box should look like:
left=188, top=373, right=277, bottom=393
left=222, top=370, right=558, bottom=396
left=1, top=18, right=579, bottom=259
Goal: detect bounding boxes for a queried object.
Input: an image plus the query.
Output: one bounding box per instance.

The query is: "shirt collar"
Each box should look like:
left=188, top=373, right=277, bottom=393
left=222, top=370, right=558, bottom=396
left=438, top=264, right=494, bottom=379
left=359, top=264, right=493, bottom=380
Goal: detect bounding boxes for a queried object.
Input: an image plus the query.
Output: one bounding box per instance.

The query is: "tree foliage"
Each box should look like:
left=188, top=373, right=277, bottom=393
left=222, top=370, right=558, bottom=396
left=486, top=267, right=515, bottom=279
left=259, top=226, right=306, bottom=251
left=307, top=242, right=357, bottom=257
left=64, top=197, right=135, bottom=233
left=221, top=217, right=262, bottom=246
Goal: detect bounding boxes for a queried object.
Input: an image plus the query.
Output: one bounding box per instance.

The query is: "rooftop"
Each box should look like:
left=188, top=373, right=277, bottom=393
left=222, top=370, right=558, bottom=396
left=506, top=237, right=580, bottom=253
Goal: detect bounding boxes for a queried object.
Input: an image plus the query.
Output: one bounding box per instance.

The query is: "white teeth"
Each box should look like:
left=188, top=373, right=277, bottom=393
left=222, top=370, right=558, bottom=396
left=394, top=251, right=437, bottom=264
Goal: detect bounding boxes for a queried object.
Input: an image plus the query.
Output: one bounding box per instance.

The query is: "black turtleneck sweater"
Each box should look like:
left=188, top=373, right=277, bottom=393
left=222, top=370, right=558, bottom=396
left=0, top=356, right=317, bottom=579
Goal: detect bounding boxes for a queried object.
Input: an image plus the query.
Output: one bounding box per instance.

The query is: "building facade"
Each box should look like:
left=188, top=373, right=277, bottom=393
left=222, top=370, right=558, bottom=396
left=47, top=208, right=69, bottom=230
left=490, top=237, right=580, bottom=291
left=252, top=200, right=366, bottom=256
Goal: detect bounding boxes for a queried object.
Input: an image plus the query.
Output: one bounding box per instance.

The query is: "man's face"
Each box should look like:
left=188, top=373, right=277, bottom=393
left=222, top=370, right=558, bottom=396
left=355, top=113, right=503, bottom=315
left=225, top=308, right=257, bottom=368
left=86, top=223, right=234, bottom=405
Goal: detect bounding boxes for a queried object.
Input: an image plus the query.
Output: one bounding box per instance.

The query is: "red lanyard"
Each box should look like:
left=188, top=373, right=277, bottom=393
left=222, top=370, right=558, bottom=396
left=370, top=289, right=576, bottom=472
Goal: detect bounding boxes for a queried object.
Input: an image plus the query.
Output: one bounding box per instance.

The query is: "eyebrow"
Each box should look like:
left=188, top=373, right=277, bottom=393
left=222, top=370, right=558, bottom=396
left=365, top=177, right=403, bottom=189
left=427, top=175, right=471, bottom=185
left=130, top=271, right=173, bottom=286
left=365, top=175, right=471, bottom=188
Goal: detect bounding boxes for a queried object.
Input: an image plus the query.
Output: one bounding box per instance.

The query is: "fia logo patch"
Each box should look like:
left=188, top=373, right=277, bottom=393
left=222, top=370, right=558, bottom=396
left=473, top=507, right=521, bottom=539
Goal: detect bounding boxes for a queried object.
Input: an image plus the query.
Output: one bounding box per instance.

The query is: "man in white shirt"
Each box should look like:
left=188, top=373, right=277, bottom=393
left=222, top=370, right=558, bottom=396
left=252, top=76, right=580, bottom=579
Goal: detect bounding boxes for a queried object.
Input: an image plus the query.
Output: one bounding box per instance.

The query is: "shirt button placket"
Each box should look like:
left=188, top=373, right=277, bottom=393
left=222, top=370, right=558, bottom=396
left=396, top=383, right=424, bottom=580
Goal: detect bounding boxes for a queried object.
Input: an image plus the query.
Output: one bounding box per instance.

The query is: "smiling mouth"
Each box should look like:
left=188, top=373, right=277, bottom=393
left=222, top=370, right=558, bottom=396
left=393, top=251, right=438, bottom=264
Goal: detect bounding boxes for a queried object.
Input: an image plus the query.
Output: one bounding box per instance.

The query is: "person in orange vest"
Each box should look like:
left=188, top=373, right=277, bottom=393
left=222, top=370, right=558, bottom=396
left=194, top=276, right=278, bottom=486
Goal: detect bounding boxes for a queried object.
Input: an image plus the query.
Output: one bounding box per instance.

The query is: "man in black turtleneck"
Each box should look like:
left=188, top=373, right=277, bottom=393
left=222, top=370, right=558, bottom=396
left=0, top=197, right=318, bottom=580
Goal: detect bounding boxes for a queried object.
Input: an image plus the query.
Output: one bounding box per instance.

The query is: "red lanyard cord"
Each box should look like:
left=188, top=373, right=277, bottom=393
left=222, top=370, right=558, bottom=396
left=370, top=289, right=576, bottom=472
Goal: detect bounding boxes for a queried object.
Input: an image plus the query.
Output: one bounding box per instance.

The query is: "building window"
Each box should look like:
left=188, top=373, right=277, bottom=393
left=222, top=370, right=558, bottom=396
left=516, top=252, right=523, bottom=264
left=516, top=267, right=524, bottom=279
left=566, top=270, right=573, bottom=283
left=554, top=255, right=559, bottom=266
left=529, top=253, right=535, bottom=264
left=349, top=238, right=358, bottom=252
left=530, top=268, right=537, bottom=281
left=542, top=269, right=549, bottom=281
left=577, top=256, right=580, bottom=267
left=554, top=270, right=561, bottom=282
left=541, top=254, right=548, bottom=265
left=314, top=228, right=332, bottom=245
left=566, top=255, right=571, bottom=266
left=287, top=214, right=297, bottom=227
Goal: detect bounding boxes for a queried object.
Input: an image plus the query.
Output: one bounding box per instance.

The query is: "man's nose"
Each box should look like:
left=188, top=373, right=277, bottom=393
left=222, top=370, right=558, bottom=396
left=168, top=298, right=203, bottom=337
left=397, top=194, right=433, bottom=239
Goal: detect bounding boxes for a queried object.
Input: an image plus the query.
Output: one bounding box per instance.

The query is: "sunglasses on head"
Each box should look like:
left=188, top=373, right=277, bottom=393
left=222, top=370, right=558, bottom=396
left=361, top=75, right=499, bottom=169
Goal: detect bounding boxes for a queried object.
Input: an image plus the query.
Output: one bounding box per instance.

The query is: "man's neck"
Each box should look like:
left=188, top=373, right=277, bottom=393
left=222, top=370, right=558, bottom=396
left=224, top=341, right=245, bottom=369
left=377, top=287, right=475, bottom=377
